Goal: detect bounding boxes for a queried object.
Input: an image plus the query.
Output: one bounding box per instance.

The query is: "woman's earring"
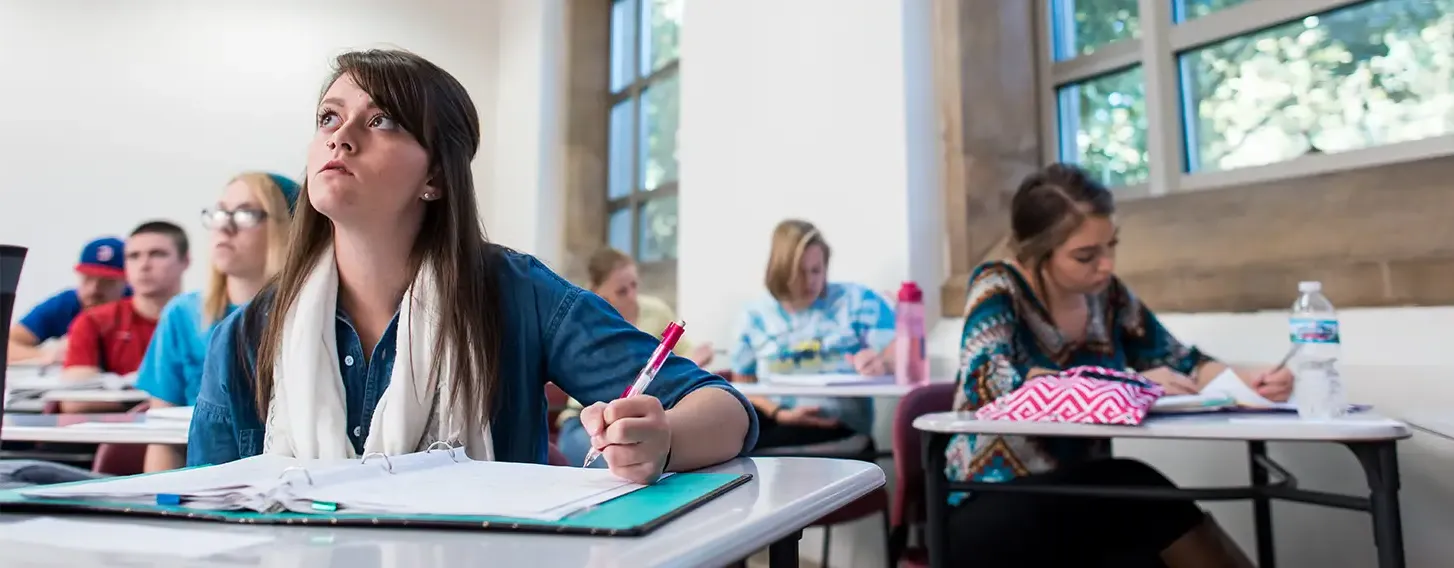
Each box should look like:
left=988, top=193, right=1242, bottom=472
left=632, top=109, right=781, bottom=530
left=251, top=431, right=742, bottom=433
left=421, top=192, right=436, bottom=201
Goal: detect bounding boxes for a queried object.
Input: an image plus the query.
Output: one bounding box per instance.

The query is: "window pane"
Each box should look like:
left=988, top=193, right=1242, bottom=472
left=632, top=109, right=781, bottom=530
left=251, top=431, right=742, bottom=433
left=1057, top=66, right=1149, bottom=187
left=1174, top=0, right=1250, bottom=22
left=610, top=0, right=638, bottom=93
left=640, top=0, right=682, bottom=76
left=1181, top=0, right=1454, bottom=173
left=639, top=74, right=680, bottom=192
left=608, top=100, right=635, bottom=199
left=608, top=207, right=633, bottom=255
left=1050, top=0, right=1140, bottom=60
left=638, top=196, right=679, bottom=262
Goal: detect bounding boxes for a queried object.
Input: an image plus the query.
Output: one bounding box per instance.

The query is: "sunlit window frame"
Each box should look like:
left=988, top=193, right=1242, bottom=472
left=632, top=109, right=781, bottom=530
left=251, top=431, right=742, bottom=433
left=608, top=0, right=680, bottom=263
left=1037, top=0, right=1454, bottom=200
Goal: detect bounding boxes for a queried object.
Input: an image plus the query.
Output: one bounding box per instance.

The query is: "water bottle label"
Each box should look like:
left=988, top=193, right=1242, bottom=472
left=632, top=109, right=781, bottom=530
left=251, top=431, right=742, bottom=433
left=1289, top=318, right=1340, bottom=344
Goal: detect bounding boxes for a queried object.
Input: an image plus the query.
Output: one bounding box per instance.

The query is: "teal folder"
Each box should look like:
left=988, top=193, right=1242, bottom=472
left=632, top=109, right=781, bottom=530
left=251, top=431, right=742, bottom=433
left=0, top=471, right=752, bottom=537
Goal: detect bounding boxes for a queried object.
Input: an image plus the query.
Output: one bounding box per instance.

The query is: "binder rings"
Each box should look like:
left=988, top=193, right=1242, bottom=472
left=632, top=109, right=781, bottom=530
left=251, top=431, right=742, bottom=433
left=1, top=449, right=752, bottom=537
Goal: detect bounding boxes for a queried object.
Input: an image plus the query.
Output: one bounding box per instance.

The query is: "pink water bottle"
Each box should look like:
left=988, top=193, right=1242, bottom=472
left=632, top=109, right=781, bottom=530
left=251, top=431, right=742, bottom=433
left=894, top=281, right=929, bottom=386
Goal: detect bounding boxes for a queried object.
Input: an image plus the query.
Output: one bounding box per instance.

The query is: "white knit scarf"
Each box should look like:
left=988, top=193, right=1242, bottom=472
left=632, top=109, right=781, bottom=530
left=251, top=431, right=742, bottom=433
left=262, top=243, right=495, bottom=461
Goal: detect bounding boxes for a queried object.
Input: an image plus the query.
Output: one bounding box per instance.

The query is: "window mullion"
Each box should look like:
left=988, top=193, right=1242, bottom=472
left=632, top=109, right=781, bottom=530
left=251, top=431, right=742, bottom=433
left=1137, top=0, right=1182, bottom=196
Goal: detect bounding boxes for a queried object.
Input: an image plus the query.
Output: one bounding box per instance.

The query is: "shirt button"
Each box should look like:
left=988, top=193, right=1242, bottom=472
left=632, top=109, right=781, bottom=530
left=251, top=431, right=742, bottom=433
left=352, top=426, right=362, bottom=437
left=344, top=355, right=355, bottom=367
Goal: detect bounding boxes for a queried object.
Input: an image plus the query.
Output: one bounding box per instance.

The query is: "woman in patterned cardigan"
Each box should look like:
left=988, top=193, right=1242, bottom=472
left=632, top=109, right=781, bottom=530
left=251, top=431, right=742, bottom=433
left=944, top=164, right=1293, bottom=567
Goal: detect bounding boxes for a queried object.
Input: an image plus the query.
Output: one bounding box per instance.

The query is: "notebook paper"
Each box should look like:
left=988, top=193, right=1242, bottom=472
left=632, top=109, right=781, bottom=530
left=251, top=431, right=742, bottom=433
left=1200, top=368, right=1295, bottom=410
left=20, top=452, right=664, bottom=521
left=288, top=460, right=659, bottom=520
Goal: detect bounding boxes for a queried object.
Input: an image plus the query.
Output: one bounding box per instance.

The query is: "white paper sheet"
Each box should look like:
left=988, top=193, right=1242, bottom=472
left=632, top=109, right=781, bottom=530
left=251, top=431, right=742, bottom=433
left=1199, top=368, right=1295, bottom=410
left=144, top=405, right=194, bottom=422
left=0, top=517, right=273, bottom=558
left=18, top=454, right=324, bottom=500
left=291, top=460, right=655, bottom=520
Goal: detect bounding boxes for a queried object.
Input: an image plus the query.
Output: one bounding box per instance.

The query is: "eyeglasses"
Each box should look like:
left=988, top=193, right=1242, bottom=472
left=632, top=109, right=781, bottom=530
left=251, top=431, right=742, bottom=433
left=201, top=208, right=269, bottom=231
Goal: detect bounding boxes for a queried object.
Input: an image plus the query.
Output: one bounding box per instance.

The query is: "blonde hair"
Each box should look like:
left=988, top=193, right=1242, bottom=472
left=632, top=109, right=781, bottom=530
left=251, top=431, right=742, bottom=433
left=586, top=247, right=634, bottom=290
left=764, top=219, right=830, bottom=302
left=202, top=172, right=294, bottom=326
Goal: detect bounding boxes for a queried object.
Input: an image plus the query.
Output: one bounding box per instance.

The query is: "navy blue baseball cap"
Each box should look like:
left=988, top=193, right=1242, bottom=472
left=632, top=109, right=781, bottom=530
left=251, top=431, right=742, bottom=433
left=266, top=173, right=301, bottom=215
left=76, top=236, right=126, bottom=280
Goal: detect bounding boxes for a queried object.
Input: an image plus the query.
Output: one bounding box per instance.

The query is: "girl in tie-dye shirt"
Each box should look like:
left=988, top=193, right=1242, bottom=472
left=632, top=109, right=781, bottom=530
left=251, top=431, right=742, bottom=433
left=730, top=220, right=895, bottom=449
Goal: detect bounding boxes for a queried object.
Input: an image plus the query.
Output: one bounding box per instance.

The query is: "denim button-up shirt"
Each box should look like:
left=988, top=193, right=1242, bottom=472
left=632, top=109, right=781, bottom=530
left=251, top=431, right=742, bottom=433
left=186, top=249, right=759, bottom=466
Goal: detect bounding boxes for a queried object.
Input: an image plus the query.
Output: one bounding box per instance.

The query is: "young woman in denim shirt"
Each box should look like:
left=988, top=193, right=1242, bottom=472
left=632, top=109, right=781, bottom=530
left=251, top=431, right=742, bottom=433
left=187, top=50, right=756, bottom=484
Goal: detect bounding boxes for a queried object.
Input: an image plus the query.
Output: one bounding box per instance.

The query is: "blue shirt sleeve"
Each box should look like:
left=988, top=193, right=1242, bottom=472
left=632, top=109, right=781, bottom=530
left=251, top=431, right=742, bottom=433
left=729, top=311, right=759, bottom=377
left=17, top=290, right=82, bottom=343
left=535, top=260, right=759, bottom=456
left=186, top=308, right=250, bottom=467
left=135, top=295, right=202, bottom=406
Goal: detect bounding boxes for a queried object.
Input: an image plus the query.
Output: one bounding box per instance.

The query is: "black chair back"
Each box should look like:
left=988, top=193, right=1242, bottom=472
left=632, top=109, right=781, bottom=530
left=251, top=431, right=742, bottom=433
left=0, top=244, right=28, bottom=440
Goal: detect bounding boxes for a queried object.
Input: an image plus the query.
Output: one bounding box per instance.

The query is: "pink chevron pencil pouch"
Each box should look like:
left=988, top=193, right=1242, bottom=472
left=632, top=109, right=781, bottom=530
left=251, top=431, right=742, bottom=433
left=975, top=366, right=1164, bottom=425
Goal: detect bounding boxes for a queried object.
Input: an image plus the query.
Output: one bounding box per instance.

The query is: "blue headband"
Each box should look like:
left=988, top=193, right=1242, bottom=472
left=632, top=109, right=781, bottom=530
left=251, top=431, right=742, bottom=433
left=266, top=173, right=302, bottom=215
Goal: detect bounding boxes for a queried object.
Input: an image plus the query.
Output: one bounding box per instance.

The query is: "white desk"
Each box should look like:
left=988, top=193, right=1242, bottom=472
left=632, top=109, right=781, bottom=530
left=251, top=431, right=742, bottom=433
left=1402, top=411, right=1454, bottom=442
left=913, top=411, right=1411, bottom=442
left=40, top=389, right=148, bottom=404
left=730, top=382, right=915, bottom=398
left=913, top=411, right=1411, bottom=568
left=0, top=457, right=885, bottom=568
left=2, top=412, right=188, bottom=445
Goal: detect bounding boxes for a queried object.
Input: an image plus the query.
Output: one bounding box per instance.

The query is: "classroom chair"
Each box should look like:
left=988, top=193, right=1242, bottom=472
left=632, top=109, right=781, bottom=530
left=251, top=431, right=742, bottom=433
left=547, top=443, right=568, bottom=467
left=91, top=400, right=150, bottom=476
left=718, top=369, right=892, bottom=567
left=545, top=382, right=568, bottom=443
left=887, top=382, right=956, bottom=567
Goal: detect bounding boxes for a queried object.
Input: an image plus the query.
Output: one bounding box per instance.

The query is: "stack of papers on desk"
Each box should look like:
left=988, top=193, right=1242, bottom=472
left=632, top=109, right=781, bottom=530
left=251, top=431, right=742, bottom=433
left=144, top=406, right=194, bottom=423
left=18, top=451, right=657, bottom=521
left=760, top=373, right=894, bottom=387
left=1150, top=368, right=1366, bottom=414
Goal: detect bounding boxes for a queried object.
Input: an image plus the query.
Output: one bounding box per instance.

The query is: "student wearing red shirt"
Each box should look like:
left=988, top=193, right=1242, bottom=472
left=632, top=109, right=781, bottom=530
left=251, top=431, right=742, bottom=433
left=60, top=221, right=189, bottom=413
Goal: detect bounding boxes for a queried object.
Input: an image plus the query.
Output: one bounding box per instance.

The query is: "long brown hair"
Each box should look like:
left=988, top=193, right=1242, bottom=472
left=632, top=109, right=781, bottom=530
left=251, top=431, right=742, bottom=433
left=249, top=50, right=503, bottom=426
left=764, top=219, right=830, bottom=302
left=1008, top=163, right=1115, bottom=302
left=202, top=173, right=294, bottom=326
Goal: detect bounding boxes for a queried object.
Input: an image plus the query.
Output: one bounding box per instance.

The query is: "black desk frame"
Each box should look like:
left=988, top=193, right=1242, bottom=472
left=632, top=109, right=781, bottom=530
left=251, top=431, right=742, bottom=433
left=921, top=433, right=1406, bottom=568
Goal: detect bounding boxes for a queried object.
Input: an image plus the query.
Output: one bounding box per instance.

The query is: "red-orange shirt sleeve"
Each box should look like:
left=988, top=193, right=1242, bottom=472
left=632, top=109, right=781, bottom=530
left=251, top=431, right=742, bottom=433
left=63, top=311, right=102, bottom=369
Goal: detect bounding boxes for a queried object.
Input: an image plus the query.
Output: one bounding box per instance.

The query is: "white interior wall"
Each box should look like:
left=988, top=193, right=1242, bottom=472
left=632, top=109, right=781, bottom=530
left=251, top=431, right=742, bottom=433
left=676, top=0, right=943, bottom=351
left=0, top=0, right=502, bottom=311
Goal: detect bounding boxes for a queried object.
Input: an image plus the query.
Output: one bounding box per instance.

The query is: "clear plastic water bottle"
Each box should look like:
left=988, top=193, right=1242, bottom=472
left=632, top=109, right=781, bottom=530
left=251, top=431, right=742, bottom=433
left=894, top=281, right=929, bottom=387
left=1289, top=281, right=1345, bottom=419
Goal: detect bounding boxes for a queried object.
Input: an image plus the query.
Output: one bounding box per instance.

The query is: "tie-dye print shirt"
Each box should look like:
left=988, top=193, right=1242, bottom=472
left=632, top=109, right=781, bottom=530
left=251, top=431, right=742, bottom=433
left=945, top=261, right=1212, bottom=503
left=730, top=282, right=896, bottom=435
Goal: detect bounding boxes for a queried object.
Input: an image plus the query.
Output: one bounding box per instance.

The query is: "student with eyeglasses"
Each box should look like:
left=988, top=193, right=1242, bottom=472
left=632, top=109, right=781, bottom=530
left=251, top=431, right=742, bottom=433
left=133, top=173, right=298, bottom=471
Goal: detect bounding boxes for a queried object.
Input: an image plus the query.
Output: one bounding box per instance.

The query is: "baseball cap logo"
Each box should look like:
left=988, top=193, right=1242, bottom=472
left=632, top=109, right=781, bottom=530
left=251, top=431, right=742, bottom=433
left=96, top=245, right=115, bottom=263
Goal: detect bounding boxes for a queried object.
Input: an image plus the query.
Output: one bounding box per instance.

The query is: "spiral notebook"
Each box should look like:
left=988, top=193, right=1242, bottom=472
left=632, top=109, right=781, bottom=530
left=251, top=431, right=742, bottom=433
left=4, top=448, right=751, bottom=536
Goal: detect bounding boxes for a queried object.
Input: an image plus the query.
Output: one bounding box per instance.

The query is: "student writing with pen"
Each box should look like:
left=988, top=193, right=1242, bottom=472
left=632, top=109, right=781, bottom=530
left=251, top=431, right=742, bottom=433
left=942, top=164, right=1294, bottom=567
left=186, top=50, right=757, bottom=484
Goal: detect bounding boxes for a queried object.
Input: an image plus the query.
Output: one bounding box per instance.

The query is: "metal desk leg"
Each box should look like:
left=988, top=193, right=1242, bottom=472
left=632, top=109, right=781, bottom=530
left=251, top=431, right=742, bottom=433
left=922, top=432, right=950, bottom=568
left=767, top=530, right=802, bottom=568
left=1247, top=441, right=1276, bottom=568
left=1347, top=441, right=1405, bottom=568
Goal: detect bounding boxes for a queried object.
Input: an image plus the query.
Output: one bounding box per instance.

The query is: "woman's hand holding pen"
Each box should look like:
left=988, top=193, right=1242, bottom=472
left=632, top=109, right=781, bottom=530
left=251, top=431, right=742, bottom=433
left=1238, top=366, right=1294, bottom=402
left=579, top=396, right=672, bottom=484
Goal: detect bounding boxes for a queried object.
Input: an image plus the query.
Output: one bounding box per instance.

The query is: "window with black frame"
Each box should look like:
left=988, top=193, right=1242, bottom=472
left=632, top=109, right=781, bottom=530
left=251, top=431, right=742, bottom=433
left=606, top=0, right=682, bottom=264
left=1043, top=0, right=1454, bottom=196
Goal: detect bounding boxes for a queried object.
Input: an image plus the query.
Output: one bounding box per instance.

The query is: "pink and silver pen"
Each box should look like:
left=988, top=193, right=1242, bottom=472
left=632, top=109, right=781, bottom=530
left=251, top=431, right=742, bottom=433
left=581, top=320, right=686, bottom=468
